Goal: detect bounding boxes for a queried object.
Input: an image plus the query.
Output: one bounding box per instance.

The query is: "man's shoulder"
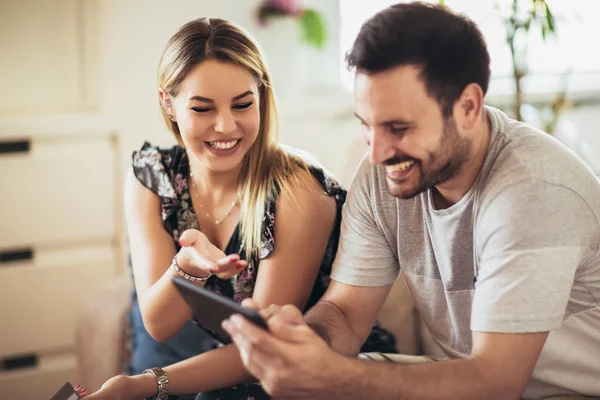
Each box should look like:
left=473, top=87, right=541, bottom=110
left=479, top=108, right=598, bottom=206
left=349, top=155, right=384, bottom=197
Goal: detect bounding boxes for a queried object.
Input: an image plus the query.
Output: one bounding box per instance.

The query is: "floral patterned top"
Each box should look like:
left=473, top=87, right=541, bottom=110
left=132, top=141, right=347, bottom=344
left=130, top=142, right=396, bottom=399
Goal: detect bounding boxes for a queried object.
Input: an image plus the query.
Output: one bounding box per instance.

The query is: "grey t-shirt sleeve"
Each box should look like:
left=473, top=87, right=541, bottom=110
left=330, top=158, right=399, bottom=286
left=472, top=179, right=599, bottom=333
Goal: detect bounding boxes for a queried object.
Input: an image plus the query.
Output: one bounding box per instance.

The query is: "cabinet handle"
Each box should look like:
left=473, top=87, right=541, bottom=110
left=0, top=139, right=31, bottom=155
left=0, top=248, right=34, bottom=264
left=1, top=354, right=38, bottom=371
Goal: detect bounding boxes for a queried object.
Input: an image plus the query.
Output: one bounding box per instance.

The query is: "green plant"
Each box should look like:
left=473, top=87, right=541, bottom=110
left=500, top=0, right=557, bottom=121
left=440, top=0, right=569, bottom=133
left=257, top=0, right=327, bottom=50
left=298, top=9, right=327, bottom=49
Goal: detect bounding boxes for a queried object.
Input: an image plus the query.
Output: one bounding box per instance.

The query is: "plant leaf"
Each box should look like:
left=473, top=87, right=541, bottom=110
left=299, top=9, right=327, bottom=50
left=544, top=2, right=556, bottom=35
left=541, top=24, right=547, bottom=40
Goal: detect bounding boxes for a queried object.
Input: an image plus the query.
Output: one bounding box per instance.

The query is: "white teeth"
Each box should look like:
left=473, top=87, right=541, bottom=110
left=209, top=140, right=239, bottom=150
left=387, top=160, right=415, bottom=172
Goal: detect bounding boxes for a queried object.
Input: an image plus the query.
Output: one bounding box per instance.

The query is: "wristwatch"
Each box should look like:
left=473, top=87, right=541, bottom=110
left=143, top=367, right=169, bottom=400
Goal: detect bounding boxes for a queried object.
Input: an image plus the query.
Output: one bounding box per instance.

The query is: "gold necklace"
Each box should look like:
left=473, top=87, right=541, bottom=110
left=189, top=168, right=240, bottom=225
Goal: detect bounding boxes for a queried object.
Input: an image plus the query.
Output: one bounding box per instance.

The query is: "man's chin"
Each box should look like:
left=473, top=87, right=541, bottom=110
left=386, top=177, right=425, bottom=199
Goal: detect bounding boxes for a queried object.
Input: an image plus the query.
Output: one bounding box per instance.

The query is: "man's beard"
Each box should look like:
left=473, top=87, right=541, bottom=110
left=385, top=118, right=472, bottom=199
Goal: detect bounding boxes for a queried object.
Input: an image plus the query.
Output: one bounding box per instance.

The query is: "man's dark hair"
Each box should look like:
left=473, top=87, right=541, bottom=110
left=346, top=2, right=491, bottom=117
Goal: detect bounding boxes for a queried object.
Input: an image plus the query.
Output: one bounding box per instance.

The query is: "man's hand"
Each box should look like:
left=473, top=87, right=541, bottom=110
left=222, top=300, right=345, bottom=398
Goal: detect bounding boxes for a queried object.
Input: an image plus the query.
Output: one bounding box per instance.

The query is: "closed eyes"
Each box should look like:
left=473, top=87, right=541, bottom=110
left=191, top=102, right=253, bottom=114
left=389, top=126, right=411, bottom=135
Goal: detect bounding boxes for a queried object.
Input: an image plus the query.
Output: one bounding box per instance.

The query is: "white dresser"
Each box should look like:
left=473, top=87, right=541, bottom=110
left=0, top=115, right=124, bottom=399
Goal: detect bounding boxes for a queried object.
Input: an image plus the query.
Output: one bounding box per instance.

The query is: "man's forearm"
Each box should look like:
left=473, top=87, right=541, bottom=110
left=305, top=300, right=364, bottom=356
left=327, top=356, right=519, bottom=400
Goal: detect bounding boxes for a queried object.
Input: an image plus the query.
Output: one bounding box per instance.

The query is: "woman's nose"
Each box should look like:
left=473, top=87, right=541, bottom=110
left=214, top=110, right=236, bottom=134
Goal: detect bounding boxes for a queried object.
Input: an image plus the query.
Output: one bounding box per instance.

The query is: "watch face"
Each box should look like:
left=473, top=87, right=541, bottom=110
left=49, top=382, right=79, bottom=400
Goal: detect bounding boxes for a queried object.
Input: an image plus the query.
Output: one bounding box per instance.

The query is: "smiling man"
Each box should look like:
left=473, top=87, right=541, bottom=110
left=222, top=2, right=600, bottom=399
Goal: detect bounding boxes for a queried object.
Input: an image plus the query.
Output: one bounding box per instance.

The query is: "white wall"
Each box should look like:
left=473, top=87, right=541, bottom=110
left=92, top=0, right=354, bottom=182
left=95, top=0, right=599, bottom=185
left=0, top=0, right=597, bottom=187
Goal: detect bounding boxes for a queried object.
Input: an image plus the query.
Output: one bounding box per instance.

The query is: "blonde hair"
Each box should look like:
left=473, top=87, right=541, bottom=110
left=158, top=17, right=313, bottom=260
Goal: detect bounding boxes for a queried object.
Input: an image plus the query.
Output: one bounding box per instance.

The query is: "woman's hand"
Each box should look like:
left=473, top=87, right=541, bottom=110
left=75, top=375, right=132, bottom=400
left=177, top=229, right=248, bottom=280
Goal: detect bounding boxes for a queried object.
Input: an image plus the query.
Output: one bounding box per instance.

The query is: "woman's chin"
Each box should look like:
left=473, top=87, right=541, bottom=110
left=197, top=154, right=246, bottom=174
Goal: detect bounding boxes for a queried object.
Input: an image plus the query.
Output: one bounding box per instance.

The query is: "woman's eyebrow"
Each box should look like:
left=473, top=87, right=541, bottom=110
left=188, top=90, right=254, bottom=103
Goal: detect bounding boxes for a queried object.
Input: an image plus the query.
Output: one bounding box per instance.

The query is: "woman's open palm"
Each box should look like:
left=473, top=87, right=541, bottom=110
left=177, top=229, right=248, bottom=280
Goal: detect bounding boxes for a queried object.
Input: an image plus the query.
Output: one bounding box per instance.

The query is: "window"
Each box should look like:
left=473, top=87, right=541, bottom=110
left=339, top=0, right=600, bottom=98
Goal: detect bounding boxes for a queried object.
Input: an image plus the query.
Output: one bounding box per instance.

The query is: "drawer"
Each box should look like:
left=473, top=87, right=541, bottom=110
left=0, top=353, right=77, bottom=400
left=0, top=135, right=118, bottom=249
left=0, top=243, right=117, bottom=358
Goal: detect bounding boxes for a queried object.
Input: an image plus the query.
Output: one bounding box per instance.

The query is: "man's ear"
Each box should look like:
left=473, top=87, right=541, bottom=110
left=453, top=83, right=484, bottom=131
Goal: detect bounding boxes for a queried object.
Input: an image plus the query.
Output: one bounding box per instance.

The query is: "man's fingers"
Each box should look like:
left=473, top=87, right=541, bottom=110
left=270, top=304, right=305, bottom=325
left=223, top=314, right=282, bottom=378
left=241, top=298, right=259, bottom=309
left=259, top=304, right=282, bottom=321
left=262, top=305, right=313, bottom=343
left=269, top=318, right=316, bottom=344
left=224, top=314, right=281, bottom=356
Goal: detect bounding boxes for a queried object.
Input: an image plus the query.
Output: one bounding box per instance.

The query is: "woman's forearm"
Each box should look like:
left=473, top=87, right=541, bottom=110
left=140, top=265, right=206, bottom=342
left=128, top=344, right=253, bottom=396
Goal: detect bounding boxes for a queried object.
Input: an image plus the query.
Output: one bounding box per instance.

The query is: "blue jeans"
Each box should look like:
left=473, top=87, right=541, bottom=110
left=128, top=298, right=217, bottom=400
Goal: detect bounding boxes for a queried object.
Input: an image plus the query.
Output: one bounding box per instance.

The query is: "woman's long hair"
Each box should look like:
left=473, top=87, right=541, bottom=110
left=158, top=17, right=313, bottom=260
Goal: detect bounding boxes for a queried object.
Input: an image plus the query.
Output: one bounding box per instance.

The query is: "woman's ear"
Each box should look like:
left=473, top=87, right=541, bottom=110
left=158, top=88, right=176, bottom=121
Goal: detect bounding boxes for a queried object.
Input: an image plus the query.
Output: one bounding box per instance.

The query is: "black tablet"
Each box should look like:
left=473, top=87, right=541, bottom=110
left=172, top=276, right=268, bottom=341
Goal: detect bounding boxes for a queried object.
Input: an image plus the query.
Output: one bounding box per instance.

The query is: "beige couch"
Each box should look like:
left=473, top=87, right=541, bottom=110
left=75, top=276, right=133, bottom=391
left=75, top=273, right=420, bottom=392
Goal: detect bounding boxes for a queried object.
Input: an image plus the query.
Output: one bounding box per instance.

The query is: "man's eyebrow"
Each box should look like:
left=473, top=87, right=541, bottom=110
left=380, top=118, right=413, bottom=126
left=189, top=90, right=254, bottom=103
left=353, top=112, right=413, bottom=126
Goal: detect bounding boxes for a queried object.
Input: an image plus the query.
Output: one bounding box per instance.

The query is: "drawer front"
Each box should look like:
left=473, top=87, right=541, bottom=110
left=0, top=135, right=117, bottom=249
left=0, top=244, right=117, bottom=357
left=0, top=353, right=77, bottom=400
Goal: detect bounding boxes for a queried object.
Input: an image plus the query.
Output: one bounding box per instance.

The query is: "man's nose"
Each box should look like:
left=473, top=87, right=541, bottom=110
left=369, top=131, right=396, bottom=165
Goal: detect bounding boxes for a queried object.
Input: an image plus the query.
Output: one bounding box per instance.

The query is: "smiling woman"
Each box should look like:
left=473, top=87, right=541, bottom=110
left=76, top=16, right=396, bottom=400
left=161, top=61, right=261, bottom=175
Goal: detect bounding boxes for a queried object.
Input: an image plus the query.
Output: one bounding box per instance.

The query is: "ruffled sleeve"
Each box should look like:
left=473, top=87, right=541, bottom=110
left=131, top=141, right=177, bottom=199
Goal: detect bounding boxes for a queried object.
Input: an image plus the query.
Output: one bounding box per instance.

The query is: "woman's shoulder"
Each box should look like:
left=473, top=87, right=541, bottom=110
left=130, top=141, right=187, bottom=198
left=257, top=146, right=345, bottom=260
